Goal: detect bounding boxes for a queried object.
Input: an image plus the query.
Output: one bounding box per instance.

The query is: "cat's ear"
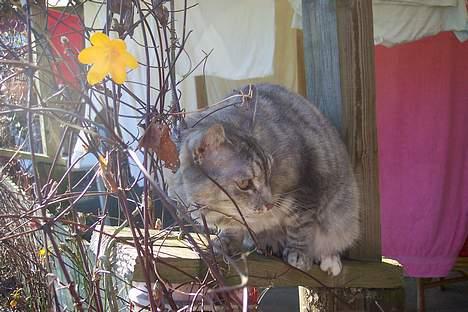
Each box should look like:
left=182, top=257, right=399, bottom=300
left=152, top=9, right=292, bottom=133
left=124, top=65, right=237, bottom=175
left=193, top=124, right=225, bottom=164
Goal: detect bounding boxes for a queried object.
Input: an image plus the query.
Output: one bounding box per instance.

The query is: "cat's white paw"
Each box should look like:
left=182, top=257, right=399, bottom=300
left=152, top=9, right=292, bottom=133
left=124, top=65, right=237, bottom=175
left=320, top=255, right=342, bottom=276
left=283, top=248, right=311, bottom=271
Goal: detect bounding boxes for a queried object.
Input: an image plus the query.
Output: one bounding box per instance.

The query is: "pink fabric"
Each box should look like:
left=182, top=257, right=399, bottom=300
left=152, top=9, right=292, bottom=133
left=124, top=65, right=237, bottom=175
left=376, top=32, right=468, bottom=277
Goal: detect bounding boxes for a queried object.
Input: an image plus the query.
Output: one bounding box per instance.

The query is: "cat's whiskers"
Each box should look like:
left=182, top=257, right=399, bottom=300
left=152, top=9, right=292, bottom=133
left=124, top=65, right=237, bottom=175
left=272, top=197, right=311, bottom=217
left=272, top=189, right=301, bottom=197
left=273, top=196, right=297, bottom=205
left=272, top=199, right=296, bottom=214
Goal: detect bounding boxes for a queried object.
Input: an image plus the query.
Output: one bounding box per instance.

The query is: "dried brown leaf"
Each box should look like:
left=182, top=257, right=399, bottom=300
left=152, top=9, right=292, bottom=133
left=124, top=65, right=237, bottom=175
left=139, top=122, right=180, bottom=172
left=98, top=154, right=119, bottom=193
left=154, top=4, right=169, bottom=26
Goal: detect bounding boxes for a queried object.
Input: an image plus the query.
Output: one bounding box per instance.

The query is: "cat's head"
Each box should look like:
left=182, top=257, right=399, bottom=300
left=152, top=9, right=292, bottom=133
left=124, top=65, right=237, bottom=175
left=167, top=123, right=274, bottom=223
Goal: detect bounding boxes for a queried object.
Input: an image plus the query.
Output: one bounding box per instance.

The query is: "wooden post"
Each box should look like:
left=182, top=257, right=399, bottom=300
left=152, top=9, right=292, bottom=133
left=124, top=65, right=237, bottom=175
left=335, top=0, right=381, bottom=262
left=301, top=0, right=403, bottom=310
left=30, top=3, right=77, bottom=183
left=302, top=0, right=343, bottom=133
left=302, top=0, right=379, bottom=265
left=31, top=2, right=62, bottom=159
left=194, top=76, right=209, bottom=109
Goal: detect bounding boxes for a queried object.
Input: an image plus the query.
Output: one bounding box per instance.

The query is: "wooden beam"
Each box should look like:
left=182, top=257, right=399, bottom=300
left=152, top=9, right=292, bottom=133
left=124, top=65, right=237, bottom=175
left=31, top=2, right=62, bottom=158
left=194, top=76, right=209, bottom=109
left=454, top=257, right=468, bottom=274
left=301, top=1, right=397, bottom=310
left=302, top=0, right=381, bottom=262
left=299, top=286, right=404, bottom=311
left=0, top=148, right=57, bottom=164
left=89, top=226, right=403, bottom=289
left=336, top=0, right=380, bottom=262
left=295, top=30, right=307, bottom=97
left=302, top=0, right=343, bottom=132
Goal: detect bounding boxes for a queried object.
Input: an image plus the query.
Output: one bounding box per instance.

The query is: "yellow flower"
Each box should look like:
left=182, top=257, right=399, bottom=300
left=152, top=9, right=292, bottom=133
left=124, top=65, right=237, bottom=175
left=38, top=247, right=47, bottom=258
left=10, top=288, right=21, bottom=308
left=78, top=32, right=138, bottom=85
left=9, top=299, right=17, bottom=308
left=98, top=154, right=108, bottom=168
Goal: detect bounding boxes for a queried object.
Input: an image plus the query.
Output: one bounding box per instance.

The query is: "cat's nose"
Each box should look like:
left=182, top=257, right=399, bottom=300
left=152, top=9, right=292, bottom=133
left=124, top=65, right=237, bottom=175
left=265, top=203, right=274, bottom=210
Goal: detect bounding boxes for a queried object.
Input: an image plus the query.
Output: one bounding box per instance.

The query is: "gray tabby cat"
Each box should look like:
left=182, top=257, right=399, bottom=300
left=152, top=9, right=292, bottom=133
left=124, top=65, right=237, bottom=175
left=167, top=84, right=359, bottom=276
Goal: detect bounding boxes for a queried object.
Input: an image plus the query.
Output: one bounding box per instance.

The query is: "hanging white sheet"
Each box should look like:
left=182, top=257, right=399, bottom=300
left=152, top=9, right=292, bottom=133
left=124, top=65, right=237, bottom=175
left=288, top=0, right=468, bottom=46
left=174, top=0, right=275, bottom=80
left=373, top=0, right=468, bottom=46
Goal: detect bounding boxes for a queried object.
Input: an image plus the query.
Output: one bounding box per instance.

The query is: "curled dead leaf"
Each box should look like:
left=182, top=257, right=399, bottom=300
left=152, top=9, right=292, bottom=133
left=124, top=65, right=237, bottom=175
left=98, top=153, right=119, bottom=192
left=153, top=3, right=169, bottom=26
left=139, top=121, right=180, bottom=172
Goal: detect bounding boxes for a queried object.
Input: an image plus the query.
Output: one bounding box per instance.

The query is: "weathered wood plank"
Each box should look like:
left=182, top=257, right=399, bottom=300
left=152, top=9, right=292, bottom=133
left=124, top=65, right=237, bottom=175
left=195, top=75, right=209, bottom=109
left=302, top=0, right=343, bottom=132
left=301, top=0, right=396, bottom=310
left=336, top=0, right=381, bottom=262
left=90, top=226, right=403, bottom=289
left=299, top=286, right=405, bottom=312
left=0, top=148, right=56, bottom=163
left=454, top=257, right=468, bottom=274
left=302, top=0, right=381, bottom=262
left=31, top=2, right=62, bottom=158
left=295, top=30, right=307, bottom=97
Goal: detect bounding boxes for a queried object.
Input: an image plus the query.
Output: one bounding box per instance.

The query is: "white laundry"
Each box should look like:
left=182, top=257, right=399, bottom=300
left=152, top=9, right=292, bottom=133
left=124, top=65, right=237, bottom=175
left=174, top=0, right=275, bottom=80
left=373, top=0, right=468, bottom=46
left=288, top=0, right=468, bottom=46
left=288, top=0, right=302, bottom=29
left=374, top=0, right=457, bottom=5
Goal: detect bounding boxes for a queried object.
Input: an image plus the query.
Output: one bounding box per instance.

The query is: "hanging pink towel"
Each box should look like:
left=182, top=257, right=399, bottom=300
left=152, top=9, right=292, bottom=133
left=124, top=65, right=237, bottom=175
left=376, top=32, right=468, bottom=277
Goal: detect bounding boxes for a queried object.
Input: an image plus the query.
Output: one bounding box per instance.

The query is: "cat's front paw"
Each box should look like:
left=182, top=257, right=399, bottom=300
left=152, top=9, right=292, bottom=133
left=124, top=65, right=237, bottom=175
left=319, top=255, right=342, bottom=276
left=283, top=248, right=311, bottom=271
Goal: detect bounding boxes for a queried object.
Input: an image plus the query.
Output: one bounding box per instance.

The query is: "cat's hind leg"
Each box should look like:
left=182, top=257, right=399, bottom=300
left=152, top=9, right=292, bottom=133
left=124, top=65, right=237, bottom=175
left=312, top=220, right=356, bottom=276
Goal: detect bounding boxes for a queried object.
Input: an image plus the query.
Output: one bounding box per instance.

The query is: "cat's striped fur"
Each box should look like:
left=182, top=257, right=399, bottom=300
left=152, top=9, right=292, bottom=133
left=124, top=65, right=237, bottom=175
left=167, top=84, right=359, bottom=275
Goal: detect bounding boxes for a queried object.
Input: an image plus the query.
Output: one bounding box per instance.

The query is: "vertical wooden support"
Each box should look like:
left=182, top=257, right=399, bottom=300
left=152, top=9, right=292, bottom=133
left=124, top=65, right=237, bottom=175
left=299, top=287, right=404, bottom=312
left=301, top=0, right=403, bottom=310
left=31, top=2, right=62, bottom=159
left=302, top=0, right=343, bottom=133
left=416, top=278, right=426, bottom=312
left=302, top=0, right=380, bottom=264
left=29, top=2, right=60, bottom=185
left=336, top=0, right=381, bottom=262
left=295, top=30, right=307, bottom=97
left=30, top=3, right=73, bottom=184
left=194, top=76, right=209, bottom=109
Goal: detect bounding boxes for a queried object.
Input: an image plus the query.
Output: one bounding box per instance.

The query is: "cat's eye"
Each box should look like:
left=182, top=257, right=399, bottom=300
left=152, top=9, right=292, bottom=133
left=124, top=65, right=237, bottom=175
left=237, top=179, right=253, bottom=191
